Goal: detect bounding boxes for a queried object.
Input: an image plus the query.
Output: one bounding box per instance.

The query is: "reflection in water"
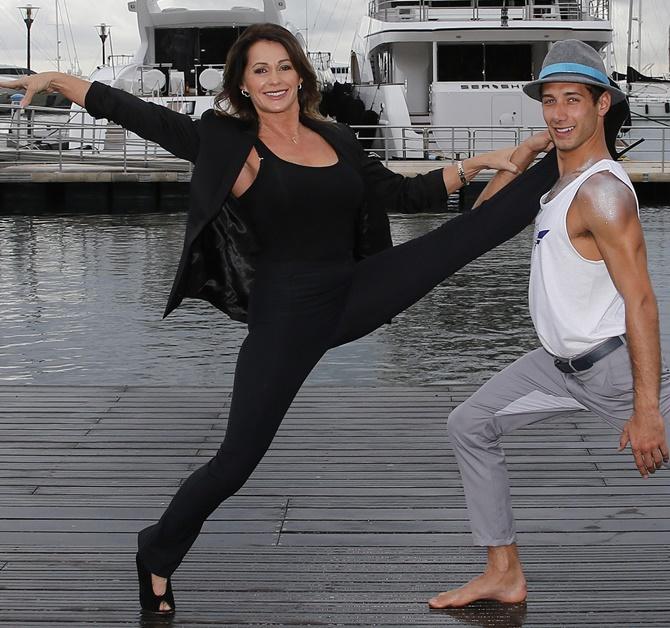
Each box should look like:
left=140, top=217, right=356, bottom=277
left=433, top=601, right=528, bottom=627
left=0, top=209, right=668, bottom=386
left=139, top=614, right=174, bottom=628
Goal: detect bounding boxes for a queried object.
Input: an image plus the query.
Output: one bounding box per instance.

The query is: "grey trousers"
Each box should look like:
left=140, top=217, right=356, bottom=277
left=448, top=343, right=670, bottom=546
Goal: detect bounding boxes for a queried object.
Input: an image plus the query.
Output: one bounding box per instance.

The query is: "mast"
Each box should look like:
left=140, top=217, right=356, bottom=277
left=55, top=0, right=61, bottom=72
left=637, top=0, right=642, bottom=73
left=626, top=0, right=633, bottom=92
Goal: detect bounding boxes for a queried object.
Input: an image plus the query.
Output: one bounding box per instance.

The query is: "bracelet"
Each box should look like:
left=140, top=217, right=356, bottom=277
left=457, top=160, right=469, bottom=186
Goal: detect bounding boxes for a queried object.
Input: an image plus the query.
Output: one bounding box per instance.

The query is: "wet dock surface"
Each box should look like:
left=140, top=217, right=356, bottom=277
left=0, top=384, right=668, bottom=626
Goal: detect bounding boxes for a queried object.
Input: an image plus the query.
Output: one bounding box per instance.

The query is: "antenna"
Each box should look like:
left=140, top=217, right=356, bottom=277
left=626, top=0, right=633, bottom=93
left=55, top=0, right=61, bottom=72
left=637, top=0, right=642, bottom=72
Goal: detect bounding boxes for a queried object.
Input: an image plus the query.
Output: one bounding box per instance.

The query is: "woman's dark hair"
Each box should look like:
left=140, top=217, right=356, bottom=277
left=215, top=23, right=322, bottom=122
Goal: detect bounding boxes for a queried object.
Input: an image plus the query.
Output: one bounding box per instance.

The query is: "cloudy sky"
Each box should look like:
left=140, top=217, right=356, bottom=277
left=0, top=0, right=667, bottom=76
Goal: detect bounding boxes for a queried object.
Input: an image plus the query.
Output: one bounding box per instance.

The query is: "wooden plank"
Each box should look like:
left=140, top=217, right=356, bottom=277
left=285, top=505, right=670, bottom=520
left=0, top=384, right=668, bottom=626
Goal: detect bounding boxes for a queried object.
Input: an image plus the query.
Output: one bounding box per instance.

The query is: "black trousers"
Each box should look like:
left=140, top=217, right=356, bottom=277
left=138, top=153, right=558, bottom=577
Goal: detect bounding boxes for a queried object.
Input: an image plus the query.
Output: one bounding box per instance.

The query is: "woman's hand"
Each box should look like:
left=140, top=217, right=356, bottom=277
left=0, top=72, right=90, bottom=108
left=443, top=147, right=518, bottom=194
left=442, top=131, right=554, bottom=196
left=472, top=146, right=520, bottom=174
left=464, top=147, right=519, bottom=181
left=520, top=130, right=554, bottom=155
left=0, top=72, right=57, bottom=107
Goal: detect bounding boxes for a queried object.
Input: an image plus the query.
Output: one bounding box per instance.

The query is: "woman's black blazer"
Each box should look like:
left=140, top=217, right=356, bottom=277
left=84, top=82, right=449, bottom=322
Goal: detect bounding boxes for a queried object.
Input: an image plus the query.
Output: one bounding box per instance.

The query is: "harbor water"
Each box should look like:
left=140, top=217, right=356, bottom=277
left=0, top=208, right=668, bottom=386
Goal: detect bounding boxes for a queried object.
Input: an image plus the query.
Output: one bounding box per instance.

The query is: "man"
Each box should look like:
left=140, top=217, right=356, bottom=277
left=429, top=39, right=670, bottom=609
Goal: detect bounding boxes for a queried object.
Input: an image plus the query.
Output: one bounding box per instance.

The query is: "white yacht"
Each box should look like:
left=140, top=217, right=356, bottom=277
left=88, top=0, right=302, bottom=116
left=4, top=0, right=336, bottom=156
left=67, top=0, right=310, bottom=152
left=622, top=70, right=670, bottom=162
left=350, top=1, right=667, bottom=161
left=67, top=0, right=336, bottom=153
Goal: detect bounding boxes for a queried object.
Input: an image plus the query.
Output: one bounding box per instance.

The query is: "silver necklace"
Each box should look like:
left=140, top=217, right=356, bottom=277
left=262, top=126, right=300, bottom=145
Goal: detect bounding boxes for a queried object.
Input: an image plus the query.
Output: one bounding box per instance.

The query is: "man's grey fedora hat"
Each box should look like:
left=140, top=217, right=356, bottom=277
left=523, top=39, right=626, bottom=104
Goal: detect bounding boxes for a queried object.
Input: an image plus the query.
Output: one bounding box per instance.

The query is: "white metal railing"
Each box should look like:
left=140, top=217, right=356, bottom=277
left=0, top=104, right=194, bottom=173
left=368, top=0, right=608, bottom=22
left=355, top=123, right=670, bottom=170
left=1, top=104, right=669, bottom=174
left=589, top=0, right=609, bottom=20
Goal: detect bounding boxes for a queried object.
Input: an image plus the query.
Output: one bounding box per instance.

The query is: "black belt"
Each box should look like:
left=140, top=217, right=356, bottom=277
left=554, top=336, right=625, bottom=374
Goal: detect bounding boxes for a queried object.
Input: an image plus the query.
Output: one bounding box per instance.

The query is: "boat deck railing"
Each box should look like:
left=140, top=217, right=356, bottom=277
left=1, top=104, right=667, bottom=175
left=0, top=105, right=194, bottom=174
left=368, top=0, right=609, bottom=23
left=355, top=123, right=668, bottom=167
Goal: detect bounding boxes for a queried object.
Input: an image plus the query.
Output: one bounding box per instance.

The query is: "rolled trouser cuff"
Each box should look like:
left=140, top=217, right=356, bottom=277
left=471, top=532, right=517, bottom=547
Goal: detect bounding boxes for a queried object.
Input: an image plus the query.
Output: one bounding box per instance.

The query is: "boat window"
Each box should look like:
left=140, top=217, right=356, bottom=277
left=0, top=68, right=35, bottom=76
left=437, top=44, right=531, bottom=81
left=467, top=0, right=527, bottom=5
left=426, top=0, right=527, bottom=5
left=372, top=46, right=393, bottom=84
left=156, top=0, right=263, bottom=11
left=155, top=27, right=246, bottom=95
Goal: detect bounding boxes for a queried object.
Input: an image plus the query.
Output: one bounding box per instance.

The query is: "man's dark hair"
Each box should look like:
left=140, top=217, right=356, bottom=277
left=540, top=83, right=607, bottom=103
left=585, top=84, right=606, bottom=103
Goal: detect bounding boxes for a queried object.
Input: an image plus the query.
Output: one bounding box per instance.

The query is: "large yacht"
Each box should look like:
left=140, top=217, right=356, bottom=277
left=349, top=1, right=666, bottom=160
left=66, top=0, right=340, bottom=152
left=86, top=0, right=301, bottom=117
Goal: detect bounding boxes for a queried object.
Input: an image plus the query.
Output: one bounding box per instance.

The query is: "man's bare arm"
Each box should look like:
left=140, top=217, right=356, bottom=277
left=473, top=131, right=554, bottom=208
left=574, top=174, right=669, bottom=477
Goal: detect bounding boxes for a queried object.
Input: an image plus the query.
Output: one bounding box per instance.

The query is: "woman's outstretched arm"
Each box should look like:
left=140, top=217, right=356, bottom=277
left=347, top=125, right=548, bottom=215
left=0, top=73, right=201, bottom=163
left=440, top=146, right=519, bottom=195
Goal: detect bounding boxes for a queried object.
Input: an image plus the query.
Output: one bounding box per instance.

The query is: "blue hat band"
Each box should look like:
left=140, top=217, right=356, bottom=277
left=539, top=63, right=609, bottom=86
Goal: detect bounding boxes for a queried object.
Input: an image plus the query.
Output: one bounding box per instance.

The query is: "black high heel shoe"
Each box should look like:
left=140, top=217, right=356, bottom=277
left=136, top=553, right=176, bottom=616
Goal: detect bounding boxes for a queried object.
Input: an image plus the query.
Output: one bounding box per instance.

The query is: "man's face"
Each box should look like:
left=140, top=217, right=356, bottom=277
left=541, top=82, right=610, bottom=153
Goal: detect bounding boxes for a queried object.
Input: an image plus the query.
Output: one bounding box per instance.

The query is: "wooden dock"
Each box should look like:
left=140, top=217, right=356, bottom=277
left=2, top=158, right=670, bottom=182
left=0, top=384, right=668, bottom=626
left=2, top=159, right=670, bottom=213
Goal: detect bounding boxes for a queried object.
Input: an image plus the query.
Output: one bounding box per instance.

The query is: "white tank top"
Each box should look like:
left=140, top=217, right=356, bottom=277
left=528, top=159, right=638, bottom=358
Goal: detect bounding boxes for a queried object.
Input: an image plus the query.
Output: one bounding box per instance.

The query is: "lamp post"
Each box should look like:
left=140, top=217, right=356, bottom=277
left=18, top=5, right=40, bottom=71
left=95, top=23, right=109, bottom=66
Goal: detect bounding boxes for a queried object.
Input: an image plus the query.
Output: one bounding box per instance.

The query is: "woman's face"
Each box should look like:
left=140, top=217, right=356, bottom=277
left=240, top=39, right=302, bottom=116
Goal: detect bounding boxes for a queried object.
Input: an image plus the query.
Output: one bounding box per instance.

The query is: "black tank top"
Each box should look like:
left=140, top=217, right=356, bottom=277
left=236, top=138, right=365, bottom=262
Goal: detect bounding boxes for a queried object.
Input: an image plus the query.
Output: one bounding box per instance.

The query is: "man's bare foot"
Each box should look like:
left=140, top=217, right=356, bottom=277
left=152, top=574, right=172, bottom=612
left=428, top=544, right=527, bottom=609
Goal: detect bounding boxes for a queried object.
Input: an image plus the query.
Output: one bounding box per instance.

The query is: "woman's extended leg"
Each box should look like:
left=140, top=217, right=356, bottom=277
left=332, top=152, right=557, bottom=345
left=137, top=319, right=329, bottom=578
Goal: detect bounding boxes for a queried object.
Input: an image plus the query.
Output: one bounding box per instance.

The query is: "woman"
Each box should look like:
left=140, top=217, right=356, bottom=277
left=1, top=24, right=556, bottom=615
